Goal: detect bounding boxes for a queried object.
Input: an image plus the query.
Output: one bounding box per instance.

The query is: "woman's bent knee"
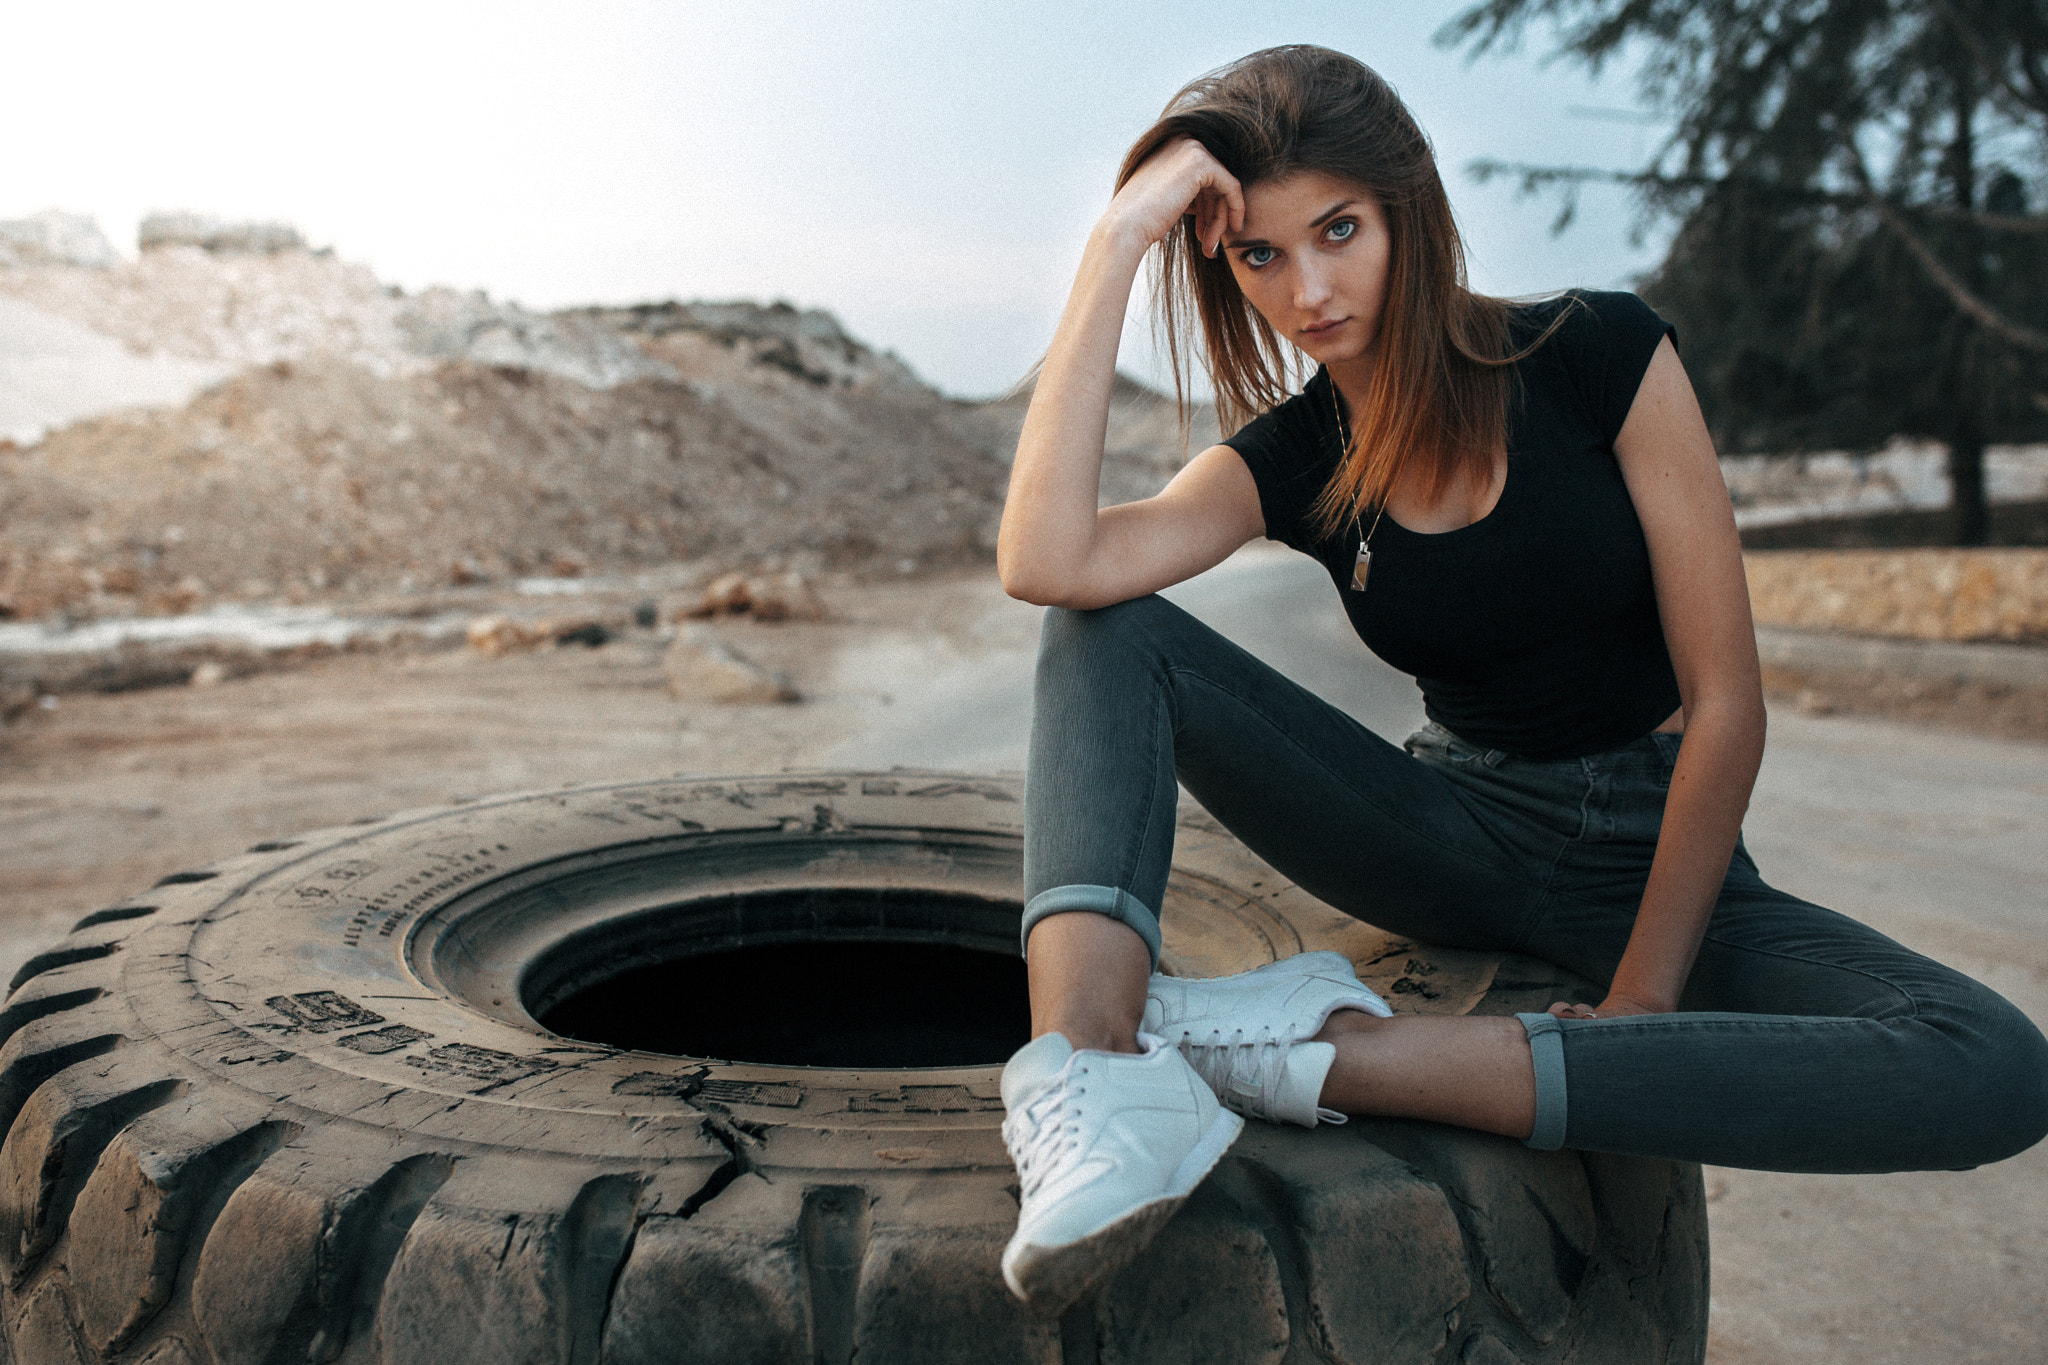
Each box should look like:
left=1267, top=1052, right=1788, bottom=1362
left=1977, top=1000, right=2048, bottom=1164
left=1930, top=989, right=2048, bottom=1168
left=1038, top=594, right=1177, bottom=651
left=1035, top=595, right=1192, bottom=695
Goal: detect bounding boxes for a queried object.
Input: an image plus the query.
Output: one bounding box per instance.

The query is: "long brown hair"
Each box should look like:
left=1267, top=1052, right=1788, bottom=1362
left=1120, top=45, right=1559, bottom=537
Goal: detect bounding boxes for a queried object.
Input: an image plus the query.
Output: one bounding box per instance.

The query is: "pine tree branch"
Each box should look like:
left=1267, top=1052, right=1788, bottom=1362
left=1469, top=159, right=1725, bottom=195
left=1844, top=143, right=2048, bottom=354
left=1468, top=158, right=2048, bottom=231
left=1930, top=0, right=2048, bottom=118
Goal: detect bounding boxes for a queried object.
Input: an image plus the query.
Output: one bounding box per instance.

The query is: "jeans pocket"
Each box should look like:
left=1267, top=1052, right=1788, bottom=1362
left=1649, top=731, right=1683, bottom=787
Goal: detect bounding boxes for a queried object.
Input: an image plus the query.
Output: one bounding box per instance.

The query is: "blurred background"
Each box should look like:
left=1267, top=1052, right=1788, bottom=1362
left=1, top=0, right=1677, bottom=400
left=1, top=4, right=2044, bottom=1363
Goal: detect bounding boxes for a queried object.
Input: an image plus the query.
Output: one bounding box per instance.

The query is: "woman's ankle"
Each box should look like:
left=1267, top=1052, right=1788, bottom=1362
left=1311, top=1008, right=1388, bottom=1042
left=1033, top=1021, right=1142, bottom=1055
left=1314, top=1015, right=1539, bottom=1138
left=1025, top=911, right=1152, bottom=1055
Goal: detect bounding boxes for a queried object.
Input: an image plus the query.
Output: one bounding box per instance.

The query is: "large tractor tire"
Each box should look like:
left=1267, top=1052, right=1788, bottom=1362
left=0, top=772, right=1706, bottom=1364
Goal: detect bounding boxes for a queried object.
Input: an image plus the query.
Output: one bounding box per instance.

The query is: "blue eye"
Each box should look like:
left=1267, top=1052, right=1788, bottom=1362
left=1242, top=246, right=1276, bottom=268
left=1327, top=219, right=1356, bottom=242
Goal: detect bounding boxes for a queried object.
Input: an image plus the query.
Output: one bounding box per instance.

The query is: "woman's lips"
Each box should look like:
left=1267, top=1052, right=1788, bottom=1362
left=1300, top=318, right=1347, bottom=337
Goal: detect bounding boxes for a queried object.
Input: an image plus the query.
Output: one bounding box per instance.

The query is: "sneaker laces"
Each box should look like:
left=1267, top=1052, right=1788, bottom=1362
left=1002, top=1063, right=1089, bottom=1200
left=1173, top=1025, right=1293, bottom=1121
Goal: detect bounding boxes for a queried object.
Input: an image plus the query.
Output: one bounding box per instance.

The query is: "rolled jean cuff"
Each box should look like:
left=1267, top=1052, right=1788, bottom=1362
left=1517, top=1012, right=1569, bottom=1151
left=1020, top=885, right=1163, bottom=969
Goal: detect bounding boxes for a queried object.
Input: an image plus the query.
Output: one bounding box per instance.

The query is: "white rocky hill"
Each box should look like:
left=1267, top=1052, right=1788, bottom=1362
left=0, top=212, right=1210, bottom=624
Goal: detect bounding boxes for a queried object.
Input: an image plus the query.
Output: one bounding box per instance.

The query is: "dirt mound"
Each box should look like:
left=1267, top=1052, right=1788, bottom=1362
left=944, top=370, right=1216, bottom=508
left=0, top=243, right=685, bottom=390
left=1, top=343, right=1005, bottom=617
left=0, top=237, right=1211, bottom=623
left=0, top=245, right=418, bottom=378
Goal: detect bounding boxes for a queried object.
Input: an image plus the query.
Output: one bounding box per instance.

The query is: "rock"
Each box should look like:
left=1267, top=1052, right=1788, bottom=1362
left=681, top=571, right=824, bottom=622
left=147, top=580, right=207, bottom=615
left=576, top=298, right=920, bottom=389
left=686, top=572, right=754, bottom=618
left=1745, top=548, right=2048, bottom=643
left=466, top=615, right=613, bottom=655
left=397, top=287, right=675, bottom=390
left=545, top=618, right=610, bottom=648
left=0, top=210, right=119, bottom=269
left=138, top=212, right=307, bottom=256
left=663, top=626, right=798, bottom=704
left=465, top=616, right=542, bottom=656
left=747, top=571, right=826, bottom=622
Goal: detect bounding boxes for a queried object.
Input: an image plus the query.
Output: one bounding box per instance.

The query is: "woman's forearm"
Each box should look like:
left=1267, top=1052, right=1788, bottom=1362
left=996, top=222, right=1151, bottom=604
left=1606, top=693, right=1766, bottom=1012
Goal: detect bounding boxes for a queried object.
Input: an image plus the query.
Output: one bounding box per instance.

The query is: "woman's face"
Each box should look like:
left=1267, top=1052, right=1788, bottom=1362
left=1223, top=170, right=1392, bottom=370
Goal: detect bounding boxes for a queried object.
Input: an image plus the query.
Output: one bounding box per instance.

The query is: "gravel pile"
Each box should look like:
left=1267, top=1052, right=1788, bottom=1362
left=0, top=245, right=420, bottom=379
left=0, top=228, right=1198, bottom=624
left=949, top=370, right=1215, bottom=510
left=1, top=343, right=1007, bottom=618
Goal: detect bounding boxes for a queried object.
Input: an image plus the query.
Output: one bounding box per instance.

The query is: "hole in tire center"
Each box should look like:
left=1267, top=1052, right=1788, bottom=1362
left=528, top=889, right=1031, bottom=1069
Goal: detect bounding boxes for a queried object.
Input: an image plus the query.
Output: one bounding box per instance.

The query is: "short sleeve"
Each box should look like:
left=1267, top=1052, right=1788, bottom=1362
left=1221, top=371, right=1344, bottom=551
left=1552, top=290, right=1678, bottom=446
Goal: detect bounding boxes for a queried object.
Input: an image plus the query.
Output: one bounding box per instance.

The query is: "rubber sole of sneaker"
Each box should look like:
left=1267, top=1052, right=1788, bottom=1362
left=1003, top=1106, right=1245, bottom=1317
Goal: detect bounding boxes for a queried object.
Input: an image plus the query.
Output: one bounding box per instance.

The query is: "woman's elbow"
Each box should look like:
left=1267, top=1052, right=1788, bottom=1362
left=996, top=554, right=1073, bottom=607
left=1000, top=572, right=1057, bottom=607
left=1000, top=552, right=1117, bottom=608
left=1686, top=685, right=1768, bottom=758
left=1001, top=570, right=1090, bottom=609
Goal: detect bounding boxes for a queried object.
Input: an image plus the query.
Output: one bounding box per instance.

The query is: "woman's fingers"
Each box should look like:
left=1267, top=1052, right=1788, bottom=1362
left=1114, top=137, right=1244, bottom=256
left=1192, top=190, right=1219, bottom=257
left=1199, top=164, right=1245, bottom=257
left=1219, top=171, right=1245, bottom=236
left=1544, top=994, right=1665, bottom=1021
left=1199, top=188, right=1235, bottom=258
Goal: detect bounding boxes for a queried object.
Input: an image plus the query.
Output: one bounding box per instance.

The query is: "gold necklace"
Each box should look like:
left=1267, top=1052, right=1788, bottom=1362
left=1330, top=379, right=1386, bottom=593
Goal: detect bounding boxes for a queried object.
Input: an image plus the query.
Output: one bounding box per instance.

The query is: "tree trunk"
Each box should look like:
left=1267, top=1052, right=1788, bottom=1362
left=1944, top=65, right=1990, bottom=547
left=1948, top=434, right=1991, bottom=545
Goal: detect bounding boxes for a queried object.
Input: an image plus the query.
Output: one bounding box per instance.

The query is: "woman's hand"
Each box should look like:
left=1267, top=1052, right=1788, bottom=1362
left=1101, top=138, right=1246, bottom=259
left=1547, top=990, right=1667, bottom=1021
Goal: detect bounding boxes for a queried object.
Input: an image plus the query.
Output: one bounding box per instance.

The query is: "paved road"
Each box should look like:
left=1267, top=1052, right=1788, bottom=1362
left=832, top=546, right=2048, bottom=1365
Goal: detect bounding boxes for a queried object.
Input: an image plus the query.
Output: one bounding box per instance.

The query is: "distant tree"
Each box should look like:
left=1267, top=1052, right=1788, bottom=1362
left=1443, top=0, right=2048, bottom=544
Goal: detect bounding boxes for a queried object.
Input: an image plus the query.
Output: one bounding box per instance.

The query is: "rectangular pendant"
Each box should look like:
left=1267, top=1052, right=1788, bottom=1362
left=1351, top=543, right=1372, bottom=592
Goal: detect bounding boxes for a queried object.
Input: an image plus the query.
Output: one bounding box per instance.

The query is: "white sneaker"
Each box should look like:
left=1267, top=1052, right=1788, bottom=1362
left=999, top=1030, right=1244, bottom=1315
left=1142, top=950, right=1393, bottom=1128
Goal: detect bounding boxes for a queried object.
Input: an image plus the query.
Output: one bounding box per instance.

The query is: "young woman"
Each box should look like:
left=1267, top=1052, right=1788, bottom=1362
left=992, top=44, right=2048, bottom=1315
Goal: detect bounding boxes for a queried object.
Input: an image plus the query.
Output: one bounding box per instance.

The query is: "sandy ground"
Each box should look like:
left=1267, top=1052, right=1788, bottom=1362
left=2, top=553, right=2043, bottom=1362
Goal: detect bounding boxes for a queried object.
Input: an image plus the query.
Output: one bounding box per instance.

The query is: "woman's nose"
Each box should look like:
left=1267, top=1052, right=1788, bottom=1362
left=1294, top=262, right=1334, bottom=311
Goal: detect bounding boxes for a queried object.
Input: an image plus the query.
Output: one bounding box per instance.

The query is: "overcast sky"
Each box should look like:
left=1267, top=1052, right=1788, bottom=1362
left=2, top=1, right=1672, bottom=397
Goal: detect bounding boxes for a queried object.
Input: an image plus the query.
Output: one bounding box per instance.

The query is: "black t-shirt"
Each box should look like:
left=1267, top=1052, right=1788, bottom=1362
left=1223, top=289, right=1681, bottom=760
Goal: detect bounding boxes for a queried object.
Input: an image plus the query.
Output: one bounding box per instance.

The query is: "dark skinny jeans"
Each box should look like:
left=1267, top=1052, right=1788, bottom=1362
left=1022, top=593, right=2048, bottom=1173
